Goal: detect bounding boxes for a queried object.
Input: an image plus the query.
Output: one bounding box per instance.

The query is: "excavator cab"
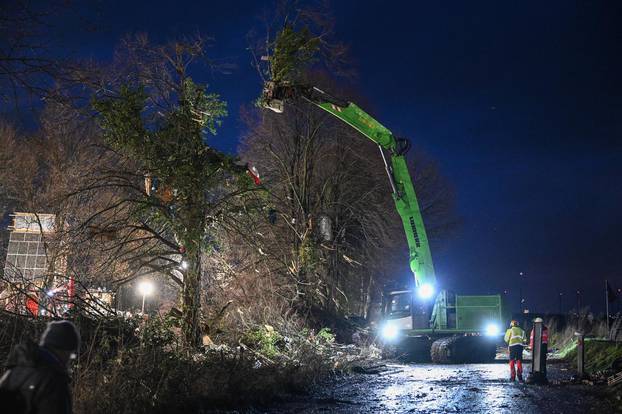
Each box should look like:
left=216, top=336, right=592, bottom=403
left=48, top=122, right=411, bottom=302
left=381, top=289, right=434, bottom=333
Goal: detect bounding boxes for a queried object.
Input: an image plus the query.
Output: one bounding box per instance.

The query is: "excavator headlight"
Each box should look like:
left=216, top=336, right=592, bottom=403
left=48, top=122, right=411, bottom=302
left=381, top=323, right=399, bottom=341
left=417, top=283, right=435, bottom=299
left=485, top=323, right=501, bottom=336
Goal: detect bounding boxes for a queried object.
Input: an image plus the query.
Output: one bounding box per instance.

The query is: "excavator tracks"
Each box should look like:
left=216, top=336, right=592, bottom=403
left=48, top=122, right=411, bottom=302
left=430, top=336, right=497, bottom=364
left=384, top=336, right=433, bottom=362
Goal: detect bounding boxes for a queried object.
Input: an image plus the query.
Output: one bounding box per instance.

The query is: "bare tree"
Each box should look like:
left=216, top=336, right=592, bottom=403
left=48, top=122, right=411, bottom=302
left=0, top=1, right=95, bottom=106
left=0, top=102, right=106, bottom=315
left=238, top=79, right=458, bottom=322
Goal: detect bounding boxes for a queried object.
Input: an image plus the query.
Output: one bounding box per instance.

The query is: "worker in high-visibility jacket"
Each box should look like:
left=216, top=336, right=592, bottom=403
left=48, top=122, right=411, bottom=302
left=530, top=320, right=549, bottom=376
left=504, top=320, right=526, bottom=382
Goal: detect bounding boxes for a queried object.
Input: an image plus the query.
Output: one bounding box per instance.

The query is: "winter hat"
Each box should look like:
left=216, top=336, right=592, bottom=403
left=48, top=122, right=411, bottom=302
left=39, top=320, right=80, bottom=351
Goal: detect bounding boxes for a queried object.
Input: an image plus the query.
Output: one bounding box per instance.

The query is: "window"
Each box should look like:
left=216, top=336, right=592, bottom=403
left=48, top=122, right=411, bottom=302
left=387, top=293, right=412, bottom=319
left=3, top=231, right=49, bottom=282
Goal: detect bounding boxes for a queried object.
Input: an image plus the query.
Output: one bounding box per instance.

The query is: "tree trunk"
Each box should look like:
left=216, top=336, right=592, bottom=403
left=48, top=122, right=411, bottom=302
left=181, top=249, right=201, bottom=348
left=364, top=273, right=373, bottom=320
left=359, top=272, right=366, bottom=317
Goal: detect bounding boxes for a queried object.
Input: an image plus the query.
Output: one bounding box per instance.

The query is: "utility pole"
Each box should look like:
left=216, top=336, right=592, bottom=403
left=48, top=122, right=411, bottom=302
left=559, top=292, right=563, bottom=314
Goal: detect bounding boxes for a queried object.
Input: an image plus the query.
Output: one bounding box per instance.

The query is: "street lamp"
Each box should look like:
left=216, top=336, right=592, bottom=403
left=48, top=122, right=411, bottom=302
left=138, top=280, right=154, bottom=314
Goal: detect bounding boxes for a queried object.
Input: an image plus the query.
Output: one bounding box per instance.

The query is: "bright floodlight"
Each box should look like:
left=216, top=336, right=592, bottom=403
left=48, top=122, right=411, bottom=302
left=381, top=323, right=399, bottom=341
left=138, top=280, right=154, bottom=296
left=417, top=283, right=435, bottom=299
left=485, top=323, right=500, bottom=336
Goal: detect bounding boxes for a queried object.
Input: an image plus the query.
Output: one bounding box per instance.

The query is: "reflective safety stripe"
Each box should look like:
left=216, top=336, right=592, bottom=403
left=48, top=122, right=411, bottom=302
left=506, top=327, right=526, bottom=346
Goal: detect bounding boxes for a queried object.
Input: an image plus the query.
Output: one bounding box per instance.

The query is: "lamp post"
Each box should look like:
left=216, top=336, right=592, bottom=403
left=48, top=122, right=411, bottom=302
left=138, top=280, right=154, bottom=314
left=559, top=292, right=563, bottom=314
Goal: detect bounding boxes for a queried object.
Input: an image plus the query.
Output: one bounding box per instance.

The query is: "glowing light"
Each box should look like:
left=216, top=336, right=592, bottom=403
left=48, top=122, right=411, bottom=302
left=417, top=283, right=435, bottom=299
left=137, top=280, right=154, bottom=296
left=485, top=323, right=500, bottom=336
left=381, top=323, right=399, bottom=341
left=181, top=261, right=189, bottom=270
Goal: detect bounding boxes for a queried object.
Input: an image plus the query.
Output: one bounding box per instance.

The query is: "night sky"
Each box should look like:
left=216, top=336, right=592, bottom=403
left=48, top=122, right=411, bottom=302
left=14, top=1, right=622, bottom=313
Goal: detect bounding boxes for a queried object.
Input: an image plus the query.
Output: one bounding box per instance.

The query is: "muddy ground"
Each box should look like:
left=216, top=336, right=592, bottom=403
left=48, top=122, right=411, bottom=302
left=251, top=363, right=619, bottom=413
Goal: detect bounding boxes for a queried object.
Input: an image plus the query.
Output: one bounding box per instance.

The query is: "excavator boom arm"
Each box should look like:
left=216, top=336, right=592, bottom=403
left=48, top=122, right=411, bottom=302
left=262, top=82, right=436, bottom=291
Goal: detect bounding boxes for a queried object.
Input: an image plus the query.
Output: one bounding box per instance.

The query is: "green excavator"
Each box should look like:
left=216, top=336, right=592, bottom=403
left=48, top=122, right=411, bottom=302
left=261, top=81, right=507, bottom=363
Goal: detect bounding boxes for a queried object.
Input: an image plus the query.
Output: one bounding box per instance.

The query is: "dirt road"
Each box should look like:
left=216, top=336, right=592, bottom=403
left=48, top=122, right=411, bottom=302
left=262, top=363, right=618, bottom=413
